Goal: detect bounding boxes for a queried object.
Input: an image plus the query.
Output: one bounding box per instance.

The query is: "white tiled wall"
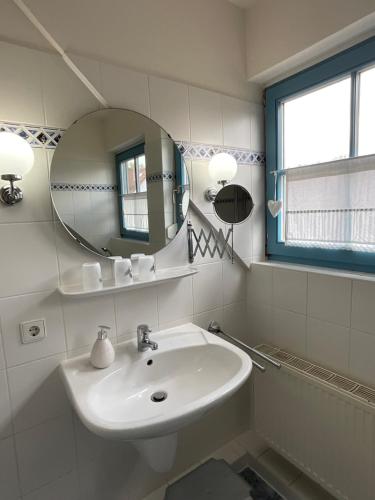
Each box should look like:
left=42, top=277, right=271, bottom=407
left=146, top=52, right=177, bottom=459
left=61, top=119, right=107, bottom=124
left=0, top=39, right=263, bottom=500
left=247, top=262, right=375, bottom=384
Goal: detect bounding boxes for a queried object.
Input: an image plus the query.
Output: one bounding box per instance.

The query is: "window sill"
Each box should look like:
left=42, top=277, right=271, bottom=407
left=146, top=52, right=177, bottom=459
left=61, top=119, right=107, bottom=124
left=253, top=259, right=375, bottom=283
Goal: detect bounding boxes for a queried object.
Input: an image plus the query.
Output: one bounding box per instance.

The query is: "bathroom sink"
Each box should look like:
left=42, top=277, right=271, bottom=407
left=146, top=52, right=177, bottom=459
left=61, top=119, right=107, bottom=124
left=60, top=323, right=252, bottom=441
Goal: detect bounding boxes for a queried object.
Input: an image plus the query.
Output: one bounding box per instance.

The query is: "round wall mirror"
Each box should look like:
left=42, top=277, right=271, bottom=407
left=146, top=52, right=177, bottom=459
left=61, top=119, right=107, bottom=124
left=213, top=184, right=254, bottom=224
left=50, top=108, right=190, bottom=258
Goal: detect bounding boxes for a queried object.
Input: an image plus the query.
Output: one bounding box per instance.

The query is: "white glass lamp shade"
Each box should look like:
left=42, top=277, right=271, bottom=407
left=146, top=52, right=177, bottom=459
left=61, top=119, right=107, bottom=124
left=0, top=132, right=34, bottom=177
left=208, top=153, right=237, bottom=184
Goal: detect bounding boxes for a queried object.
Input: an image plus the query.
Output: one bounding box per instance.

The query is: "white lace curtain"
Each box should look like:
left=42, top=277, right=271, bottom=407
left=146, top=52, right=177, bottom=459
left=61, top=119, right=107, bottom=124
left=123, top=193, right=149, bottom=232
left=285, top=154, right=375, bottom=252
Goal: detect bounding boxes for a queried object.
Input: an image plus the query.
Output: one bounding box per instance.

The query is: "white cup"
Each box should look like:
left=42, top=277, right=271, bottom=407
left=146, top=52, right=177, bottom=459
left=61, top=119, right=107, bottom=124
left=113, top=258, right=133, bottom=285
left=138, top=255, right=155, bottom=281
left=109, top=256, right=122, bottom=282
left=130, top=253, right=145, bottom=281
left=82, top=262, right=103, bottom=291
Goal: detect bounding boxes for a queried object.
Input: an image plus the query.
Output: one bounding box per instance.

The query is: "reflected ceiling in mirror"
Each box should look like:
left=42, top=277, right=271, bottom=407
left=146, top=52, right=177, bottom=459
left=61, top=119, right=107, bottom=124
left=213, top=184, right=254, bottom=224
left=50, top=109, right=190, bottom=258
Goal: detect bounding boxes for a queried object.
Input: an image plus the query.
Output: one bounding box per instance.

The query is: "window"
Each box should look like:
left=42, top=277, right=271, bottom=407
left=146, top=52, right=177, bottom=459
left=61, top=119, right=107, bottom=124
left=266, top=36, right=375, bottom=272
left=116, top=144, right=149, bottom=241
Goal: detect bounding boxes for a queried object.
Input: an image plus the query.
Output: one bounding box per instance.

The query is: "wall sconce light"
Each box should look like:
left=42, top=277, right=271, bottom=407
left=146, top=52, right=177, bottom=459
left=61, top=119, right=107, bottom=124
left=205, top=152, right=238, bottom=202
left=0, top=132, right=34, bottom=205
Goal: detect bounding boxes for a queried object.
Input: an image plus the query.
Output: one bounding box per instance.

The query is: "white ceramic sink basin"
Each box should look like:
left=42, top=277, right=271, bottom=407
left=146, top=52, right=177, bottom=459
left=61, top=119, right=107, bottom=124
left=61, top=323, right=252, bottom=442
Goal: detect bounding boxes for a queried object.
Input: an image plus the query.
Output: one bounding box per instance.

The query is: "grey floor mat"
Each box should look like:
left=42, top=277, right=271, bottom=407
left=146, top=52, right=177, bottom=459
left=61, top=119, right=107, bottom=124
left=165, top=458, right=251, bottom=500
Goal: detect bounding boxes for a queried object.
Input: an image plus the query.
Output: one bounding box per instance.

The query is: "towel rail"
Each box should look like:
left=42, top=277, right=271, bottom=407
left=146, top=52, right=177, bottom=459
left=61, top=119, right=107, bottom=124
left=207, top=321, right=281, bottom=372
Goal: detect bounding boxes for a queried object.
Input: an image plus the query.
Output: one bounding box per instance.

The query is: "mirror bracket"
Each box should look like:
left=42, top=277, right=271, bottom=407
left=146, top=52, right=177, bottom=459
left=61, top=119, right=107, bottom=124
left=204, top=187, right=218, bottom=202
left=187, top=220, right=233, bottom=264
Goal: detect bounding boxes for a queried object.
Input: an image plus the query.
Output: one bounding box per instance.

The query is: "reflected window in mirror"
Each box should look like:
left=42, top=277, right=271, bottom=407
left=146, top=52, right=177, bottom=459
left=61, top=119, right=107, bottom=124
left=50, top=108, right=190, bottom=258
left=116, top=143, right=149, bottom=242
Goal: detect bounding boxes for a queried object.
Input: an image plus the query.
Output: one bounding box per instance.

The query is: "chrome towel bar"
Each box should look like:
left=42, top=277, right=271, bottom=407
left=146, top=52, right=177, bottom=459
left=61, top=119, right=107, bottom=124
left=207, top=321, right=281, bottom=372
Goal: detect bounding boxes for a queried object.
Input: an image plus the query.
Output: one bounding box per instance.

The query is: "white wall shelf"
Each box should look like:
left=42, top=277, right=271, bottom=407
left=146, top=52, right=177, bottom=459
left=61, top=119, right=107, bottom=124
left=58, top=266, right=198, bottom=298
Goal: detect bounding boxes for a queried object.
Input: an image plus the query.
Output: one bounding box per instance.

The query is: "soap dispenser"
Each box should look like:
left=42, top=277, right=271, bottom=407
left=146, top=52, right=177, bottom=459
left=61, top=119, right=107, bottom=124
left=90, top=325, right=115, bottom=369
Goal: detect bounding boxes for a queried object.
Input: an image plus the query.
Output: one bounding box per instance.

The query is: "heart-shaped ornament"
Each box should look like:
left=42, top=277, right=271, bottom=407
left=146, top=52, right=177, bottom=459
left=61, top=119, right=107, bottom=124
left=268, top=200, right=282, bottom=218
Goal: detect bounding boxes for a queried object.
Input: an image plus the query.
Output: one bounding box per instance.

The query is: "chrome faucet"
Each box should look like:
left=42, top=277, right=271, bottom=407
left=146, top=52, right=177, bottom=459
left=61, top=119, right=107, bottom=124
left=137, top=324, right=158, bottom=352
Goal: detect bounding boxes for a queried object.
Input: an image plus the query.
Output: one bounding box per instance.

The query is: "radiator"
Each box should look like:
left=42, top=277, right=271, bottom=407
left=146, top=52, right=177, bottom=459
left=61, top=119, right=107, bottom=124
left=253, top=345, right=375, bottom=500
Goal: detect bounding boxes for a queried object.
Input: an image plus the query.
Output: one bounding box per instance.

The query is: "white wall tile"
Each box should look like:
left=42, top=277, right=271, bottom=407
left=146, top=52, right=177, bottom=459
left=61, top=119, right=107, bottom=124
left=15, top=414, right=76, bottom=495
left=250, top=164, right=266, bottom=260
left=247, top=303, right=273, bottom=346
left=251, top=206, right=266, bottom=261
left=0, top=436, right=20, bottom=500
left=349, top=329, right=375, bottom=385
left=70, top=54, right=102, bottom=94
left=101, top=62, right=150, bottom=116
left=157, top=315, right=194, bottom=332
left=191, top=160, right=215, bottom=215
left=189, top=87, right=222, bottom=144
left=306, top=317, right=349, bottom=373
left=351, top=280, right=375, bottom=335
left=0, top=149, right=52, bottom=224
left=193, top=307, right=224, bottom=332
left=192, top=262, right=222, bottom=314
left=221, top=96, right=251, bottom=149
left=115, top=287, right=158, bottom=339
left=250, top=103, right=265, bottom=152
left=247, top=264, right=273, bottom=306
left=157, top=277, right=193, bottom=325
left=222, top=301, right=247, bottom=342
left=273, top=307, right=306, bottom=356
left=0, top=333, right=5, bottom=370
left=63, top=295, right=116, bottom=350
left=0, top=290, right=66, bottom=367
left=22, top=470, right=79, bottom=500
left=73, top=415, right=121, bottom=466
left=308, top=273, right=351, bottom=327
left=42, top=53, right=99, bottom=128
left=54, top=221, right=112, bottom=287
left=0, top=222, right=58, bottom=297
left=223, top=260, right=246, bottom=305
left=273, top=268, right=307, bottom=314
left=149, top=76, right=190, bottom=140
left=0, top=370, right=12, bottom=439
left=154, top=223, right=189, bottom=270
left=0, top=41, right=44, bottom=124
left=7, top=354, right=69, bottom=432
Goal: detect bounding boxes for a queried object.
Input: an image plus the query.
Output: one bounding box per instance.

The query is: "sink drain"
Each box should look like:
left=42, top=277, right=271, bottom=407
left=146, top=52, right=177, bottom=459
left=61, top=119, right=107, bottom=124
left=151, top=391, right=168, bottom=403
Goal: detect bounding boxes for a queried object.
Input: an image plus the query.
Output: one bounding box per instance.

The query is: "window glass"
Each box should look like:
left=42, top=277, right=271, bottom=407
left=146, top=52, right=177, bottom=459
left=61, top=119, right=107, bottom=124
left=137, top=154, right=147, bottom=192
left=283, top=77, right=351, bottom=169
left=358, top=66, right=375, bottom=156
left=124, top=159, right=136, bottom=194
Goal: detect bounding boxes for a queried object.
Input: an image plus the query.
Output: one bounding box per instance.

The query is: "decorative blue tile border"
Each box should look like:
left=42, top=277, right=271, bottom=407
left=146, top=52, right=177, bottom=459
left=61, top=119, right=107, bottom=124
left=51, top=182, right=117, bottom=192
left=176, top=141, right=265, bottom=166
left=146, top=171, right=176, bottom=183
left=0, top=122, right=63, bottom=149
left=0, top=122, right=265, bottom=165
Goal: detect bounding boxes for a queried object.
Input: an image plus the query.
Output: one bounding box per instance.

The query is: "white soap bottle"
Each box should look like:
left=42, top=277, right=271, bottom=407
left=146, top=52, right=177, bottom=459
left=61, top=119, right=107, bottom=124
left=90, top=325, right=115, bottom=369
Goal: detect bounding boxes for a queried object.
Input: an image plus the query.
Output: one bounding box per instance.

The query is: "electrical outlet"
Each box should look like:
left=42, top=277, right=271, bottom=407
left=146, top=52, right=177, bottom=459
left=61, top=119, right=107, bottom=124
left=20, top=319, right=46, bottom=344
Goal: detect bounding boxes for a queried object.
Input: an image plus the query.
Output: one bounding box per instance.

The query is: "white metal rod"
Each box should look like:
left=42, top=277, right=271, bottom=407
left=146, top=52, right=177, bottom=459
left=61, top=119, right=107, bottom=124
left=12, top=0, right=109, bottom=108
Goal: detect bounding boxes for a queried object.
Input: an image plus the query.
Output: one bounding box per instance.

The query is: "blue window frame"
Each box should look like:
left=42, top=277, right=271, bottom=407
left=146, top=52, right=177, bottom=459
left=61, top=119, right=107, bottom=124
left=116, top=143, right=149, bottom=242
left=266, top=35, right=375, bottom=273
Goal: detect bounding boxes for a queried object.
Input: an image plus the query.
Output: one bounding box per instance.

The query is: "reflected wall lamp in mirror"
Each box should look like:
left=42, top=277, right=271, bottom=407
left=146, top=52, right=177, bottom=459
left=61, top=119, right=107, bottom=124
left=0, top=132, right=34, bottom=205
left=205, top=152, right=238, bottom=202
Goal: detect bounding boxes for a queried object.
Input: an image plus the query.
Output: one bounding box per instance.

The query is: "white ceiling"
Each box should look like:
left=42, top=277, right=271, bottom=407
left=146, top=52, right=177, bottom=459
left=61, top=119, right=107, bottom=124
left=227, top=0, right=257, bottom=9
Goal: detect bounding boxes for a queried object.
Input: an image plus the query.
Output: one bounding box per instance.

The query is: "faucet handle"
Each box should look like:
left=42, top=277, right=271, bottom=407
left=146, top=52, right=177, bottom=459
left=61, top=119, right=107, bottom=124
left=137, top=324, right=152, bottom=337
